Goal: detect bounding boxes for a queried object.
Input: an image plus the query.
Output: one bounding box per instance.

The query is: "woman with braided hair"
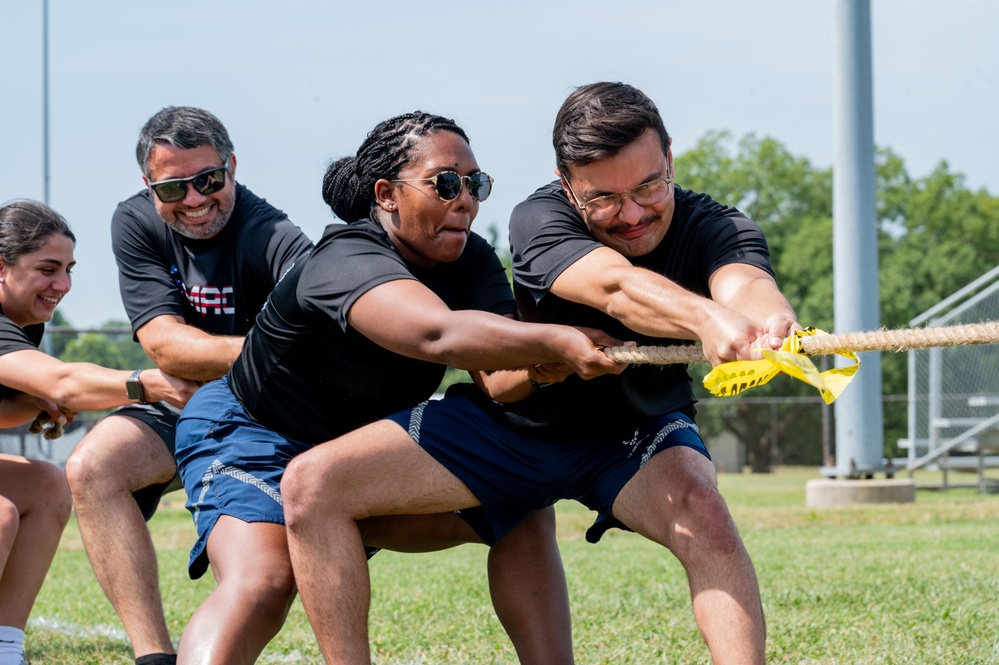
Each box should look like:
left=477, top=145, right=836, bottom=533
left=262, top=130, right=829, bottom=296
left=0, top=200, right=197, bottom=665
left=172, top=111, right=625, bottom=664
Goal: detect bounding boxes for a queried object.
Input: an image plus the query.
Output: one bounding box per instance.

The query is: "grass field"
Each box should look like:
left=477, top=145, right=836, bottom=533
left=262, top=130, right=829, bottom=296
left=26, top=467, right=999, bottom=664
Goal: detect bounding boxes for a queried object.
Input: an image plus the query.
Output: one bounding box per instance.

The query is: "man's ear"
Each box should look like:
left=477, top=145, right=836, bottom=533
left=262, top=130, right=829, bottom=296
left=555, top=168, right=573, bottom=201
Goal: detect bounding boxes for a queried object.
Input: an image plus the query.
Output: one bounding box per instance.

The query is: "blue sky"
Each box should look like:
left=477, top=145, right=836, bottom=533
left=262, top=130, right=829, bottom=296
left=2, top=0, right=997, bottom=328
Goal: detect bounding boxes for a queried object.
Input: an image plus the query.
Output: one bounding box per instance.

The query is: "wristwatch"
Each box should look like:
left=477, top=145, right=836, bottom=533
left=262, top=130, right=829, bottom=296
left=126, top=369, right=148, bottom=404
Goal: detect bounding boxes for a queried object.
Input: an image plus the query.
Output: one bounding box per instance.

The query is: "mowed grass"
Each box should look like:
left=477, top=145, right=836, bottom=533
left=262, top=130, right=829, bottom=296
left=26, top=467, right=999, bottom=664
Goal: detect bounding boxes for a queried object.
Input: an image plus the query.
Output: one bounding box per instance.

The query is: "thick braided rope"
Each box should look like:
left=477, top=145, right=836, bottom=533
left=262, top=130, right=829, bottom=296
left=603, top=321, right=999, bottom=365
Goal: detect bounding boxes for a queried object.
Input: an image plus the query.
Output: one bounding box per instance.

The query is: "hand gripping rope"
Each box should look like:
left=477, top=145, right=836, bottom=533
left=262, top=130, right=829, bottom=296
left=28, top=411, right=64, bottom=440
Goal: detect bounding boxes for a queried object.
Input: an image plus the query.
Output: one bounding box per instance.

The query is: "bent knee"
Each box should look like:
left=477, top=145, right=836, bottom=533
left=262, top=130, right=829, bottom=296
left=67, top=432, right=173, bottom=497
left=65, top=433, right=111, bottom=492
left=282, top=455, right=349, bottom=528
left=222, top=564, right=297, bottom=615
left=679, top=482, right=743, bottom=554
left=505, top=506, right=558, bottom=540
left=33, top=461, right=72, bottom=524
left=0, top=497, right=19, bottom=537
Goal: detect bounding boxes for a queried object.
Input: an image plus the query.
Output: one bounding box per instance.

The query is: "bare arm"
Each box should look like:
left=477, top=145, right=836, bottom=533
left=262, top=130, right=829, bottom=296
left=470, top=323, right=625, bottom=402
left=708, top=263, right=800, bottom=350
left=136, top=314, right=244, bottom=382
left=347, top=279, right=624, bottom=381
left=0, top=392, right=52, bottom=428
left=551, top=247, right=764, bottom=365
left=0, top=349, right=199, bottom=412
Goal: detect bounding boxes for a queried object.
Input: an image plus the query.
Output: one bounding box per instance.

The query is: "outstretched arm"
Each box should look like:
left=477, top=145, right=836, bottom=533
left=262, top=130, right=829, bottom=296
left=551, top=246, right=765, bottom=365
left=347, top=279, right=624, bottom=380
left=0, top=349, right=198, bottom=414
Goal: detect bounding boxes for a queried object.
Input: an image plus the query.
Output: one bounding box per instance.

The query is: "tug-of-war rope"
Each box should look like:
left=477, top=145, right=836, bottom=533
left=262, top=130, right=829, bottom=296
left=604, top=322, right=999, bottom=405
left=26, top=322, right=999, bottom=439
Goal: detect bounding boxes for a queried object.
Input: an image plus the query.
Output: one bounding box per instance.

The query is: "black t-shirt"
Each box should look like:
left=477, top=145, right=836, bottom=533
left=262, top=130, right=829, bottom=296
left=228, top=219, right=516, bottom=446
left=111, top=184, right=314, bottom=338
left=483, top=180, right=775, bottom=436
left=0, top=308, right=43, bottom=402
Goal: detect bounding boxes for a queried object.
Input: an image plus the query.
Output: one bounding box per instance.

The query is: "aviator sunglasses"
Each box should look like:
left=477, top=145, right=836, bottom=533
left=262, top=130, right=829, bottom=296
left=392, top=171, right=494, bottom=202
left=147, top=164, right=230, bottom=203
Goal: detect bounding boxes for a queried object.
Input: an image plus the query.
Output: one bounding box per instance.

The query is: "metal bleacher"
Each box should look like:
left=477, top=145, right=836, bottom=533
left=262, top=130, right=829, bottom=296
left=903, top=265, right=999, bottom=493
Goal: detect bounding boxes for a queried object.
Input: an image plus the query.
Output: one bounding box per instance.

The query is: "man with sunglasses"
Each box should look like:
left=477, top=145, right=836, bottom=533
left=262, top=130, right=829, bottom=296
left=65, top=106, right=313, bottom=665
left=281, top=82, right=798, bottom=664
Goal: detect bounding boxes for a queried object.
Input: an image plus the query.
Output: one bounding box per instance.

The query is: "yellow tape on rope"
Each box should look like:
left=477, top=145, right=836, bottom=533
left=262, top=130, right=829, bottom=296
left=702, top=327, right=860, bottom=404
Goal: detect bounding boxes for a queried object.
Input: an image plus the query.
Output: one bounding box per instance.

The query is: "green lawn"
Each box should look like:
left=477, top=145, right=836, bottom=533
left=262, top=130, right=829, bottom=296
left=27, top=468, right=999, bottom=664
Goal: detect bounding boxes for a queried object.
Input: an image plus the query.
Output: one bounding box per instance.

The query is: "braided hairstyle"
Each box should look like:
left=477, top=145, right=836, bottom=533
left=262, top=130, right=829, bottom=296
left=322, top=112, right=470, bottom=223
left=0, top=200, right=75, bottom=267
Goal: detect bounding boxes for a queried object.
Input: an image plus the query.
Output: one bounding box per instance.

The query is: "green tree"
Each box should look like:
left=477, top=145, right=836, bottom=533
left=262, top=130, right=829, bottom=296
left=99, top=319, right=155, bottom=370
left=43, top=309, right=76, bottom=357
left=60, top=332, right=126, bottom=369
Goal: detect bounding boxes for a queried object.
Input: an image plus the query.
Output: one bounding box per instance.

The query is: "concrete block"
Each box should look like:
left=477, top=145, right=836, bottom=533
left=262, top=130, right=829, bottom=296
left=805, top=478, right=916, bottom=508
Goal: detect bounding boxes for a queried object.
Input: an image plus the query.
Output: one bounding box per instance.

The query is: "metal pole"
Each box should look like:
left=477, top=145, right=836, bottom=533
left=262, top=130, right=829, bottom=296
left=830, top=0, right=884, bottom=476
left=43, top=0, right=50, bottom=204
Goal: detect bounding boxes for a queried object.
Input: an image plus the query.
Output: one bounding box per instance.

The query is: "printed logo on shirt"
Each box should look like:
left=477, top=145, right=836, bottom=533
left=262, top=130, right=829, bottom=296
left=170, top=265, right=236, bottom=316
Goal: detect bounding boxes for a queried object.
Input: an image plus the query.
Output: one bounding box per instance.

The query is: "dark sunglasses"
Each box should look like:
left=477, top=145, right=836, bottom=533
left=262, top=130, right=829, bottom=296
left=392, top=171, right=494, bottom=202
left=147, top=164, right=229, bottom=203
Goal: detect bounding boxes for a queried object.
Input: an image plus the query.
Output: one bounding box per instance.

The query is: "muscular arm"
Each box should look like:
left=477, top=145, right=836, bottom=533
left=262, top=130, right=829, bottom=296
left=551, top=247, right=764, bottom=365
left=347, top=279, right=623, bottom=381
left=136, top=314, right=244, bottom=382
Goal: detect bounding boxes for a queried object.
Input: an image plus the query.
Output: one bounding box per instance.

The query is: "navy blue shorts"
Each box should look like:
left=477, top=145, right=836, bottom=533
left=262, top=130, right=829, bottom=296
left=175, top=377, right=311, bottom=579
left=111, top=402, right=183, bottom=521
left=175, top=378, right=485, bottom=577
left=385, top=393, right=710, bottom=544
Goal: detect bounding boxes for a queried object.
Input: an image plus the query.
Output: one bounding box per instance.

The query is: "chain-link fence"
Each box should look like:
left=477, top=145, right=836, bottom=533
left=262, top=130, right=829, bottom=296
left=695, top=393, right=908, bottom=472
left=905, top=266, right=999, bottom=478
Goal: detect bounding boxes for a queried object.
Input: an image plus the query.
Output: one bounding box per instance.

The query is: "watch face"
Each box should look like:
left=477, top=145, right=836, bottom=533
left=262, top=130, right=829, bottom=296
left=126, top=379, right=142, bottom=401
left=126, top=370, right=144, bottom=402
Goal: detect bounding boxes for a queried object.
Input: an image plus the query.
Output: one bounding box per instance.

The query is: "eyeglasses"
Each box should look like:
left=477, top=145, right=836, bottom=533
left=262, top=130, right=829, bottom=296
left=563, top=173, right=672, bottom=222
left=392, top=171, right=494, bottom=202
left=147, top=164, right=230, bottom=203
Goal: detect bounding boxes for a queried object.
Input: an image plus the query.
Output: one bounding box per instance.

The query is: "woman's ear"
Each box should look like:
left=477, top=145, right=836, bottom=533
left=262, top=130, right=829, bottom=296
left=373, top=179, right=398, bottom=213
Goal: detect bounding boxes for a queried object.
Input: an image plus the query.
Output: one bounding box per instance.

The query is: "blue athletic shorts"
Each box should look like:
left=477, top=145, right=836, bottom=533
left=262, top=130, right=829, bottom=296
left=175, top=377, right=484, bottom=578
left=110, top=402, right=183, bottom=521
left=175, top=376, right=311, bottom=579
left=386, top=393, right=710, bottom=544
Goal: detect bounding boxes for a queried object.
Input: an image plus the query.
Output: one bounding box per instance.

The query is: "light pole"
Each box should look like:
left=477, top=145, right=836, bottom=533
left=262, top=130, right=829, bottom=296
left=42, top=0, right=50, bottom=205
